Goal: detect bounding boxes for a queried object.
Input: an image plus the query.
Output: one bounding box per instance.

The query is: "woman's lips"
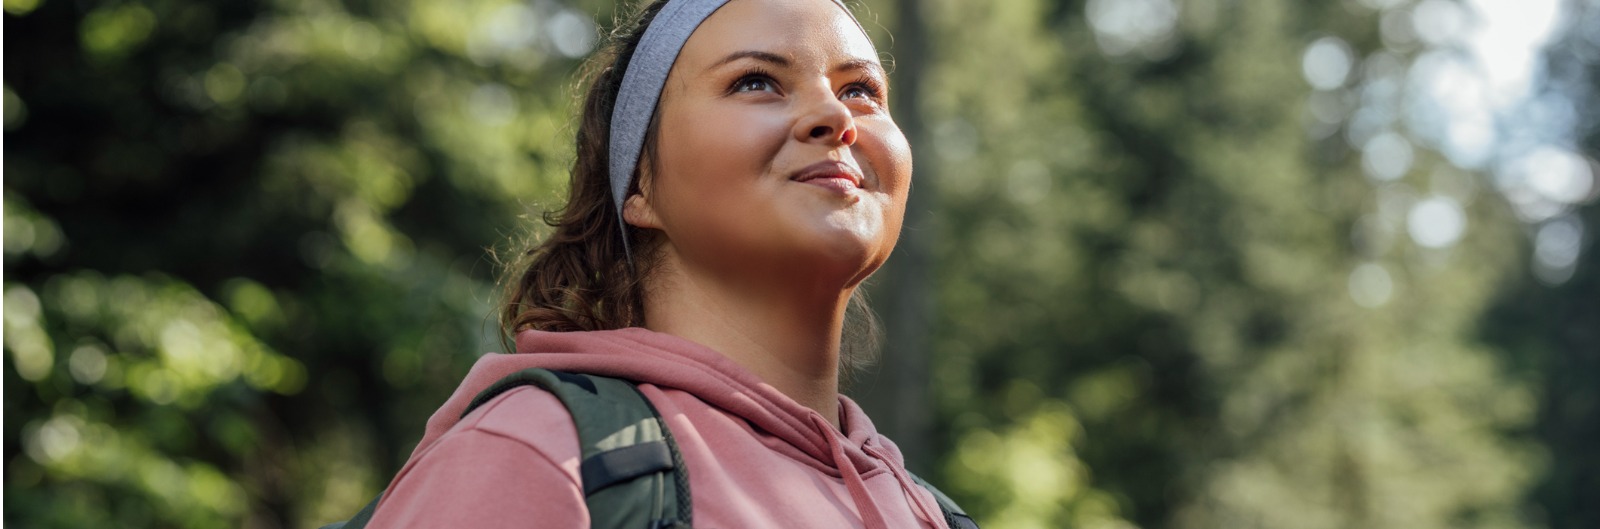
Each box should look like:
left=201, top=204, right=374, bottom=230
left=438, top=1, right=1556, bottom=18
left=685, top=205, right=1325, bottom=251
left=799, top=176, right=859, bottom=194
left=790, top=161, right=864, bottom=195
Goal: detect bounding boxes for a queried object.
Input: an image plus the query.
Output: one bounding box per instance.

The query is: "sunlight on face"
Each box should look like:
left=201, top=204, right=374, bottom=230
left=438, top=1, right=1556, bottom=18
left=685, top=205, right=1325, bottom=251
left=629, top=0, right=912, bottom=288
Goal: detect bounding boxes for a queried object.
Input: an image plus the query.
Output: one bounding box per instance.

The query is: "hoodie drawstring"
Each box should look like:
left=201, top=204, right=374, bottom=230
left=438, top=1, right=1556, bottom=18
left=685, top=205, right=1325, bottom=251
left=865, top=444, right=949, bottom=528
left=812, top=415, right=889, bottom=529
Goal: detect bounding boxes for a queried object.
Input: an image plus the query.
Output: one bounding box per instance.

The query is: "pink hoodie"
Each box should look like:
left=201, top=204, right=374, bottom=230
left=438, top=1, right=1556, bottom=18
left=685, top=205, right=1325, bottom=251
left=366, top=327, right=951, bottom=529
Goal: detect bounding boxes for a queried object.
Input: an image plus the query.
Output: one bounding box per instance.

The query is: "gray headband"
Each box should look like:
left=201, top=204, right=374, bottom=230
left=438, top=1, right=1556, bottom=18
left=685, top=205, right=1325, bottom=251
left=607, top=0, right=865, bottom=256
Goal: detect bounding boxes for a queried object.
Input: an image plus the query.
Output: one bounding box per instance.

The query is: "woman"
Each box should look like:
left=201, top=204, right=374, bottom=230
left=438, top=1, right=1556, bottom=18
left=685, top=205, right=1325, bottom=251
left=364, top=0, right=960, bottom=527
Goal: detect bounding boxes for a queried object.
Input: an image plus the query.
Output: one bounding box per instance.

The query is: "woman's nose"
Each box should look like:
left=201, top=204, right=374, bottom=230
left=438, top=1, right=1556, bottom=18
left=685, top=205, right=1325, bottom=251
left=793, top=90, right=857, bottom=147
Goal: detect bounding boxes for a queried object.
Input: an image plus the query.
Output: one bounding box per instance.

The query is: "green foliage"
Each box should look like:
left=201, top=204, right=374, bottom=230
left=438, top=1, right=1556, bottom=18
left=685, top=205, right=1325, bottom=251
left=5, top=0, right=599, bottom=525
left=890, top=0, right=1588, bottom=528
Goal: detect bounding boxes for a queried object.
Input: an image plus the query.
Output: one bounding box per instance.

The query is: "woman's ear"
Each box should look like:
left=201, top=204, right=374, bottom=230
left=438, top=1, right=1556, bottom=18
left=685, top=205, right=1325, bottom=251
left=622, top=191, right=662, bottom=230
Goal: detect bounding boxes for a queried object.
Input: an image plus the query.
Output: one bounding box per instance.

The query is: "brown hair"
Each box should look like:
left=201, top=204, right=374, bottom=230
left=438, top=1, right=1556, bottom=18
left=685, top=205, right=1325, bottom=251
left=497, top=0, right=668, bottom=344
left=497, top=0, right=881, bottom=374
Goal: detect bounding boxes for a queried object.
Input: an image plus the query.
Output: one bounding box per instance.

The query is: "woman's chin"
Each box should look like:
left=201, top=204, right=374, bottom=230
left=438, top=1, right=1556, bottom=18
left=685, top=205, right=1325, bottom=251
left=824, top=204, right=882, bottom=237
left=792, top=211, right=891, bottom=276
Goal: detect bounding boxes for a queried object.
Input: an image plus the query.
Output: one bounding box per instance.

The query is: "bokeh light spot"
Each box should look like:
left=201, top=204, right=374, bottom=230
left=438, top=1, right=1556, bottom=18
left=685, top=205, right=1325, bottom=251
left=1411, top=0, right=1466, bottom=46
left=2, top=0, right=40, bottom=16
left=1533, top=214, right=1584, bottom=285
left=1348, top=263, right=1395, bottom=308
left=29, top=414, right=85, bottom=463
left=68, top=343, right=109, bottom=385
left=204, top=63, right=247, bottom=105
left=342, top=21, right=384, bottom=61
left=466, top=83, right=517, bottom=127
left=79, top=3, right=156, bottom=61
left=1361, top=131, right=1414, bottom=181
left=1086, top=0, right=1179, bottom=59
left=1407, top=196, right=1467, bottom=248
left=1515, top=146, right=1595, bottom=205
left=4, top=84, right=27, bottom=130
left=549, top=9, right=597, bottom=59
left=1302, top=36, right=1354, bottom=90
left=4, top=285, right=54, bottom=381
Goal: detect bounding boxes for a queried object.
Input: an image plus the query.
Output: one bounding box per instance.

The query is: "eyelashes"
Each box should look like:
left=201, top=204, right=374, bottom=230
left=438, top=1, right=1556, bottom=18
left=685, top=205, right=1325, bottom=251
left=842, top=76, right=885, bottom=102
left=730, top=68, right=779, bottom=94
left=726, top=67, right=886, bottom=104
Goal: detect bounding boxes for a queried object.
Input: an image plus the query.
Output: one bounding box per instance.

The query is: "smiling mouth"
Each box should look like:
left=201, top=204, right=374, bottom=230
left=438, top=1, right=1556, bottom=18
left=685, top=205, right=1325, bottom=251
left=789, top=161, right=865, bottom=190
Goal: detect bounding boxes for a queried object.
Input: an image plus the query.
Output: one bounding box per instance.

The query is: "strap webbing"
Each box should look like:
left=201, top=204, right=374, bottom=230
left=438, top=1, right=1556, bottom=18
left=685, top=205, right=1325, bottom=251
left=581, top=440, right=675, bottom=495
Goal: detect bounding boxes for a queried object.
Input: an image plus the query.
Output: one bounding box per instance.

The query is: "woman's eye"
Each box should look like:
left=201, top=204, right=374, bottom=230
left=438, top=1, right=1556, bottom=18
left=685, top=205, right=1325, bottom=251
left=733, top=76, right=776, bottom=93
left=840, top=82, right=882, bottom=103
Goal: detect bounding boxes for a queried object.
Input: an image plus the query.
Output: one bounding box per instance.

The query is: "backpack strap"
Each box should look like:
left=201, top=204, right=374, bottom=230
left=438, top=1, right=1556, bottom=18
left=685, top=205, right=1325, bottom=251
left=909, top=471, right=980, bottom=529
left=319, top=369, right=693, bottom=529
left=463, top=368, right=694, bottom=529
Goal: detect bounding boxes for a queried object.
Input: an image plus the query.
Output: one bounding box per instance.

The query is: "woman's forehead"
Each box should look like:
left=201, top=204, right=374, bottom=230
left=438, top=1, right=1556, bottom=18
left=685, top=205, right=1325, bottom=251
left=679, top=0, right=878, bottom=72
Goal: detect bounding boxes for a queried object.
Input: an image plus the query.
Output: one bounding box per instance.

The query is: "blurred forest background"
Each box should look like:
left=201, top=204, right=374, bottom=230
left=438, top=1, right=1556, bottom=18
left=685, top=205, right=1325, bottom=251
left=4, top=0, right=1597, bottom=527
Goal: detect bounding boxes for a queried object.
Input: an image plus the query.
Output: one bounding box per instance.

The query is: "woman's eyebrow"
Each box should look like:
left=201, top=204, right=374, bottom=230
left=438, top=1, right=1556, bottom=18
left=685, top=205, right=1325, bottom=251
left=832, top=58, right=885, bottom=80
left=707, top=50, right=791, bottom=71
left=705, top=51, right=884, bottom=80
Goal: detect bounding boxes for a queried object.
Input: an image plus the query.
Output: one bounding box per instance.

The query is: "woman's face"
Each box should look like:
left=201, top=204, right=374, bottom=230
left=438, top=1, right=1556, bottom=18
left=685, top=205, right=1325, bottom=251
left=626, top=0, right=911, bottom=289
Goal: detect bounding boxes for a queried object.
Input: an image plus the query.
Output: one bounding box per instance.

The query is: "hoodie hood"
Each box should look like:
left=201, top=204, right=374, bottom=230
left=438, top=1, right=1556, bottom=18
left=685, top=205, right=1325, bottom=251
left=409, top=327, right=887, bottom=472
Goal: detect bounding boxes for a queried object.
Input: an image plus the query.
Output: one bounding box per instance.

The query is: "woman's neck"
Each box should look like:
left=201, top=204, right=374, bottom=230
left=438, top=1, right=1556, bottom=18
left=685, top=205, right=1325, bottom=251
left=642, top=256, right=851, bottom=430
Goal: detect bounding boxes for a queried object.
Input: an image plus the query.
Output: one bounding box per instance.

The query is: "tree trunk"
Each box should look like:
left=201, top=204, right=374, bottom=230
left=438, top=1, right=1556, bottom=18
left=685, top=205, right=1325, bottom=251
left=859, top=0, right=935, bottom=473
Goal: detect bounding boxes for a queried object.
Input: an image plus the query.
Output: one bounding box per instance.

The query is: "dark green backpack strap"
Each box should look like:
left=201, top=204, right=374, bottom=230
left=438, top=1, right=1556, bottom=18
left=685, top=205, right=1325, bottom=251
left=321, top=368, right=693, bottom=529
left=463, top=368, right=693, bottom=529
left=909, top=471, right=979, bottom=529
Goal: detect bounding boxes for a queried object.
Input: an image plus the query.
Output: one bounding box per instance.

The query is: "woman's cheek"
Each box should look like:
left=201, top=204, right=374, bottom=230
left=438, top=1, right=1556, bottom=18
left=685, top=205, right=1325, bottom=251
left=864, top=119, right=910, bottom=186
left=862, top=126, right=910, bottom=207
left=860, top=120, right=910, bottom=253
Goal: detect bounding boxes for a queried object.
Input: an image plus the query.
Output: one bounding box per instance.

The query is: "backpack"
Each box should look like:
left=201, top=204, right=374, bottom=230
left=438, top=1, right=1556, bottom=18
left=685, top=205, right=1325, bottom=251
left=323, top=368, right=979, bottom=529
